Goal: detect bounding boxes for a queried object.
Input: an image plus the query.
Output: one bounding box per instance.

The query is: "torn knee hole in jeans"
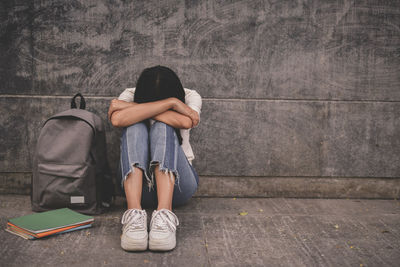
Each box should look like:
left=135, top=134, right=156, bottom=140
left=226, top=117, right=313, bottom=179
left=149, top=161, right=182, bottom=192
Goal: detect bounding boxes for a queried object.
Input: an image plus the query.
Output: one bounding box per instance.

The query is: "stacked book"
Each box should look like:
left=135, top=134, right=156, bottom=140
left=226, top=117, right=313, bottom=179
left=6, top=208, right=94, bottom=240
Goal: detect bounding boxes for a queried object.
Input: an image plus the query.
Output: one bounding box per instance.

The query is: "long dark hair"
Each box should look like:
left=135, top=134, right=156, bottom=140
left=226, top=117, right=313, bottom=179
left=134, top=65, right=185, bottom=144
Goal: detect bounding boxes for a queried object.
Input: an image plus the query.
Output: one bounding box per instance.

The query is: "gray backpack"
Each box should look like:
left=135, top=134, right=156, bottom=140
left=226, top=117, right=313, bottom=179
left=32, top=93, right=114, bottom=214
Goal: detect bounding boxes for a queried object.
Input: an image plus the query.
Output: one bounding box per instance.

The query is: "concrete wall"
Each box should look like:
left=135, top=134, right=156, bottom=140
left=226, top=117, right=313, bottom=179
left=1, top=0, right=400, bottom=197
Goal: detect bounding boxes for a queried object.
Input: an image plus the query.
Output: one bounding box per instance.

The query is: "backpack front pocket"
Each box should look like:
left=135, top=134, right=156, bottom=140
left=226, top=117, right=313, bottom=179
left=37, top=163, right=96, bottom=209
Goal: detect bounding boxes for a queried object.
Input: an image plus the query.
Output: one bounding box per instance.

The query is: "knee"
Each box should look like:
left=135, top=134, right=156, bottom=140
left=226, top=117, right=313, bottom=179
left=150, top=121, right=175, bottom=138
left=126, top=122, right=148, bottom=134
left=151, top=121, right=173, bottom=131
left=122, top=122, right=148, bottom=142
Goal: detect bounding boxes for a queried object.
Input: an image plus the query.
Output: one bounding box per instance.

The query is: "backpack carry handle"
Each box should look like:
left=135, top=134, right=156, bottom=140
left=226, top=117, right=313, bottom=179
left=71, top=93, right=86, bottom=109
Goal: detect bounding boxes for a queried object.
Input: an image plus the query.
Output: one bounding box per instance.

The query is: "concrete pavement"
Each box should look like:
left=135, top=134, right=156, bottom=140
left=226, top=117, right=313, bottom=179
left=1, top=195, right=400, bottom=266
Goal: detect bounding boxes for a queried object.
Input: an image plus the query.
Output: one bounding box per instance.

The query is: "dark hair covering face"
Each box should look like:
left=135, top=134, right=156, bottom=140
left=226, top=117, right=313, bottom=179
left=134, top=65, right=185, bottom=144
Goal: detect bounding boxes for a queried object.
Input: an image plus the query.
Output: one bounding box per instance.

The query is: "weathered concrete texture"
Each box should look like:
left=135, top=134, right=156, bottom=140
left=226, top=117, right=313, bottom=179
left=0, top=0, right=33, bottom=91
left=193, top=99, right=400, bottom=177
left=0, top=173, right=31, bottom=195
left=1, top=96, right=400, bottom=179
left=195, top=176, right=400, bottom=199
left=1, top=0, right=399, bottom=100
left=1, top=0, right=400, bottom=198
left=1, top=173, right=399, bottom=199
left=1, top=195, right=400, bottom=266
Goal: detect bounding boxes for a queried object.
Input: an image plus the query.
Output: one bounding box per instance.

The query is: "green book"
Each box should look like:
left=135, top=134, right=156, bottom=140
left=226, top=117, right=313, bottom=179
left=8, top=208, right=94, bottom=234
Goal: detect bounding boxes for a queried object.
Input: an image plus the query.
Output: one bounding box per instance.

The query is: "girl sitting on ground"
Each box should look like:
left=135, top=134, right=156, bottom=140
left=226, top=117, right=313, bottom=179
left=108, top=65, right=202, bottom=251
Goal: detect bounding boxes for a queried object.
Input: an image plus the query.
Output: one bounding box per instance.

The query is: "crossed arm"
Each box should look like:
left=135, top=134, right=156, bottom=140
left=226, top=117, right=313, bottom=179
left=108, top=98, right=199, bottom=129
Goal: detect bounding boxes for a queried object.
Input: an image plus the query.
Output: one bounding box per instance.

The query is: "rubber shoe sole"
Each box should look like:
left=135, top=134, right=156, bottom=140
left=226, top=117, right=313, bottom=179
left=149, top=233, right=176, bottom=251
left=121, top=233, right=148, bottom=251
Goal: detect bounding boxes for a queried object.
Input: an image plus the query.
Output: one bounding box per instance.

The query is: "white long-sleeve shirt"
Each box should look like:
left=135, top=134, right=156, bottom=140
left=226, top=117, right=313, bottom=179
left=118, top=88, right=202, bottom=163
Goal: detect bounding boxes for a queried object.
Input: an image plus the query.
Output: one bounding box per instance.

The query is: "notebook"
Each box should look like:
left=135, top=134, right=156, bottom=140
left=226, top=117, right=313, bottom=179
left=6, top=223, right=93, bottom=240
left=6, top=208, right=94, bottom=239
left=8, top=208, right=93, bottom=234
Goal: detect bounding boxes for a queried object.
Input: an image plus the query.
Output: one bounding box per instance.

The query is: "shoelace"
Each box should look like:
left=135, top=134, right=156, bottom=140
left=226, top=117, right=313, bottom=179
left=151, top=209, right=179, bottom=232
left=121, top=209, right=146, bottom=232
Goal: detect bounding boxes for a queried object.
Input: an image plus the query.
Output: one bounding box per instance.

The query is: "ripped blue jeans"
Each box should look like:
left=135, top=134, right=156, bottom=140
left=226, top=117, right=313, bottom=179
left=119, top=121, right=199, bottom=208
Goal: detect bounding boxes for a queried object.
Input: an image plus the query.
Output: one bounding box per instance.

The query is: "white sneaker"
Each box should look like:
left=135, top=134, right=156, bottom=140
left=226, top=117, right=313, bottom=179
left=149, top=209, right=180, bottom=251
left=121, top=209, right=148, bottom=251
